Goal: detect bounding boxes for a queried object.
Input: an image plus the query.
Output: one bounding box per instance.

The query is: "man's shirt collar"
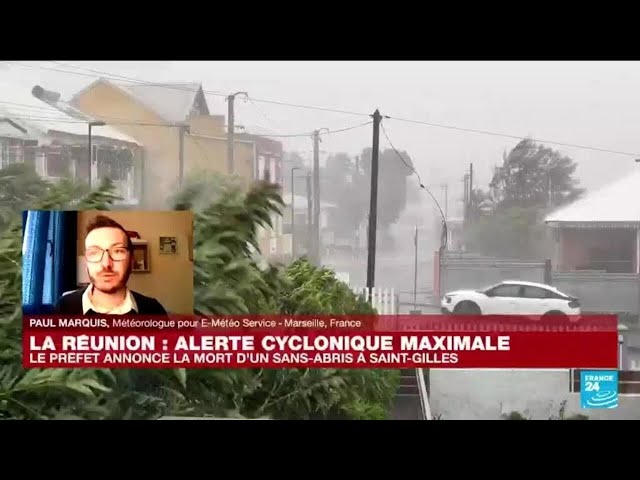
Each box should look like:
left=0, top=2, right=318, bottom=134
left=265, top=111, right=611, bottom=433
left=82, top=285, right=138, bottom=314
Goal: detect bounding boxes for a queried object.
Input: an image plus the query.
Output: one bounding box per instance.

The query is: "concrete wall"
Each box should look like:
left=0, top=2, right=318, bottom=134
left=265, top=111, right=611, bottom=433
left=552, top=271, right=640, bottom=315
left=440, top=253, right=546, bottom=295
left=429, top=369, right=640, bottom=420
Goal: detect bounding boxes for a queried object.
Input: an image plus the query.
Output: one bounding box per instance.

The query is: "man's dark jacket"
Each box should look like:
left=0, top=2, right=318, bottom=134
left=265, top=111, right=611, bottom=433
left=55, top=288, right=168, bottom=315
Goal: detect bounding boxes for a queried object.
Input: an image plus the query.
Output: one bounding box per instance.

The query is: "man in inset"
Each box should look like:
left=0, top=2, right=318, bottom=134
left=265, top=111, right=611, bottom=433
left=55, top=215, right=168, bottom=315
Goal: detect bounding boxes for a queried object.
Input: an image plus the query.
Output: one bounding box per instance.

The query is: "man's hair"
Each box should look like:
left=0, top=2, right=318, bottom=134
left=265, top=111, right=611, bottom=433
left=86, top=214, right=134, bottom=251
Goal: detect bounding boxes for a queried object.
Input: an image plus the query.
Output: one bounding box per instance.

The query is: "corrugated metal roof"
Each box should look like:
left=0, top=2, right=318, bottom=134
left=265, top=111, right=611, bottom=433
left=117, top=82, right=203, bottom=124
left=0, top=80, right=139, bottom=145
left=545, top=168, right=640, bottom=224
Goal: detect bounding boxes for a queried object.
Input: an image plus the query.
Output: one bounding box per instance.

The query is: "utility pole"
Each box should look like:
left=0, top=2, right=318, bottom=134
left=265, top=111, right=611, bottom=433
left=463, top=173, right=469, bottom=221
left=87, top=120, right=105, bottom=188
left=468, top=162, right=474, bottom=219
left=226, top=92, right=247, bottom=176
left=413, top=225, right=419, bottom=310
left=442, top=184, right=448, bottom=220
left=306, top=173, right=313, bottom=257
left=311, top=128, right=328, bottom=265
left=366, top=109, right=382, bottom=291
left=178, top=124, right=190, bottom=186
left=312, top=130, right=320, bottom=265
left=291, top=166, right=301, bottom=259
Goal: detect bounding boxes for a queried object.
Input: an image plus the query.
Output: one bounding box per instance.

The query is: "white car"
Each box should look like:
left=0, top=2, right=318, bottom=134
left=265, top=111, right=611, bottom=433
left=440, top=280, right=581, bottom=318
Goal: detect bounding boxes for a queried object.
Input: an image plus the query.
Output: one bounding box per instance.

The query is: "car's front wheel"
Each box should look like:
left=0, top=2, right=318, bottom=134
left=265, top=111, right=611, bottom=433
left=453, top=301, right=481, bottom=315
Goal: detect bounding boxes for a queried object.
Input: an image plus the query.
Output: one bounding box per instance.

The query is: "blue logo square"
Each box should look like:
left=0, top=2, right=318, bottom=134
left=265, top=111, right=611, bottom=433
left=580, top=370, right=618, bottom=409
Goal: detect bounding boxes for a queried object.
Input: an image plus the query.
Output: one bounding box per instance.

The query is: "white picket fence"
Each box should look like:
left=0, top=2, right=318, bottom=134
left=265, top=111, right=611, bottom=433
left=352, top=287, right=398, bottom=314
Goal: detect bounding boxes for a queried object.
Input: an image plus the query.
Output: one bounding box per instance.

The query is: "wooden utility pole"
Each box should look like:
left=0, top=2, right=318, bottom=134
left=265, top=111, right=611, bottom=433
left=306, top=173, right=313, bottom=256
left=366, top=109, right=382, bottom=290
left=442, top=183, right=448, bottom=220
left=226, top=92, right=247, bottom=175
left=291, top=166, right=301, bottom=259
left=227, top=95, right=235, bottom=175
left=87, top=120, right=106, bottom=188
left=312, top=130, right=320, bottom=265
left=463, top=173, right=469, bottom=221
left=413, top=225, right=419, bottom=309
left=178, top=124, right=189, bottom=186
left=468, top=162, right=474, bottom=218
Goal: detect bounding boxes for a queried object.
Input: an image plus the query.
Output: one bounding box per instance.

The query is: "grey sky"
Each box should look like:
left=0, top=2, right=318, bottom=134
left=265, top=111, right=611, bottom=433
left=3, top=60, right=639, bottom=220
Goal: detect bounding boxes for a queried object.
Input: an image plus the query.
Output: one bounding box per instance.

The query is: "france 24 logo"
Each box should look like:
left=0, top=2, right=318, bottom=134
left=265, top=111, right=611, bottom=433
left=580, top=370, right=618, bottom=409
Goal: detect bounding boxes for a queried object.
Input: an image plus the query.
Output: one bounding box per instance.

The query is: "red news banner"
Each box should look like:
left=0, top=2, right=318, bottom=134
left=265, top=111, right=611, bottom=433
left=22, top=315, right=619, bottom=369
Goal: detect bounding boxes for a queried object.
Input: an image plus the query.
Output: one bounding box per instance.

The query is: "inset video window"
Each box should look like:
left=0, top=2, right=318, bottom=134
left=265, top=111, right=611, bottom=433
left=22, top=210, right=194, bottom=315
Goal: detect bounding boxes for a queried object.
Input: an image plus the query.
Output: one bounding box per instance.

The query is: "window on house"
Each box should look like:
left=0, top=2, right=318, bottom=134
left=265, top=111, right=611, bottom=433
left=23, top=145, right=36, bottom=166
left=97, top=148, right=131, bottom=182
left=257, top=155, right=265, bottom=180
left=7, top=145, right=22, bottom=164
left=70, top=146, right=88, bottom=181
left=0, top=138, right=28, bottom=168
left=269, top=158, right=277, bottom=183
left=45, top=152, right=68, bottom=177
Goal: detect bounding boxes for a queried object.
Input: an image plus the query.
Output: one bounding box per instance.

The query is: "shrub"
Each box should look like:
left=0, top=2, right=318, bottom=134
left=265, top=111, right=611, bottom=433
left=0, top=169, right=399, bottom=420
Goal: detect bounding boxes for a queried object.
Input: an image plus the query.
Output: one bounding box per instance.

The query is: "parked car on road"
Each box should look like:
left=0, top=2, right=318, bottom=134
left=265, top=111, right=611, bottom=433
left=441, top=280, right=581, bottom=318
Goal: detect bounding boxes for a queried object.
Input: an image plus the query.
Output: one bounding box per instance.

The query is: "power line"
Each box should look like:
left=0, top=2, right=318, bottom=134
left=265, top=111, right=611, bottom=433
left=3, top=110, right=372, bottom=139
left=2, top=112, right=179, bottom=128
left=49, top=61, right=226, bottom=96
left=380, top=121, right=446, bottom=224
left=387, top=115, right=640, bottom=158
left=47, top=61, right=369, bottom=117
left=2, top=61, right=370, bottom=118
left=4, top=61, right=640, bottom=158
left=258, top=121, right=372, bottom=138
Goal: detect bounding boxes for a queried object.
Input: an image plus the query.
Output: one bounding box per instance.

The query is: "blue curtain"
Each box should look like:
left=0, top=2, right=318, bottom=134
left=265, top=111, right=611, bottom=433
left=22, top=211, right=76, bottom=313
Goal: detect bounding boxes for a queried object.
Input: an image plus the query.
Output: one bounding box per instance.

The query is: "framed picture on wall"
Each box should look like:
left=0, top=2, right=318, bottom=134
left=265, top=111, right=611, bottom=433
left=159, top=236, right=178, bottom=255
left=131, top=239, right=150, bottom=272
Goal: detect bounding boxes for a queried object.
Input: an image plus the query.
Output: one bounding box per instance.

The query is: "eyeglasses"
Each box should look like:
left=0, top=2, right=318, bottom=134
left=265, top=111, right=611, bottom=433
left=85, top=246, right=130, bottom=263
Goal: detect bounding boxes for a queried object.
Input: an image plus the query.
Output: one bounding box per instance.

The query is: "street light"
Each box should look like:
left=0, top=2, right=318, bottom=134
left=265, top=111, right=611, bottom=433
left=291, top=166, right=302, bottom=259
left=88, top=120, right=106, bottom=188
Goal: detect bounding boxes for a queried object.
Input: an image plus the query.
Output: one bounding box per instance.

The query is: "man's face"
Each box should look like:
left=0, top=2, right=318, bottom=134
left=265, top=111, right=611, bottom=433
left=85, top=227, right=132, bottom=294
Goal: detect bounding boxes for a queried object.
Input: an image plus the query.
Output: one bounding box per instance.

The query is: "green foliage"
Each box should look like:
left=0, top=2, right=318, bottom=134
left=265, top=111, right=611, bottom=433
left=279, top=258, right=376, bottom=315
left=464, top=139, right=583, bottom=259
left=463, top=206, right=552, bottom=259
left=0, top=168, right=399, bottom=420
left=0, top=174, right=124, bottom=419
left=319, top=148, right=414, bottom=247
left=490, top=138, right=584, bottom=210
left=173, top=172, right=286, bottom=315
